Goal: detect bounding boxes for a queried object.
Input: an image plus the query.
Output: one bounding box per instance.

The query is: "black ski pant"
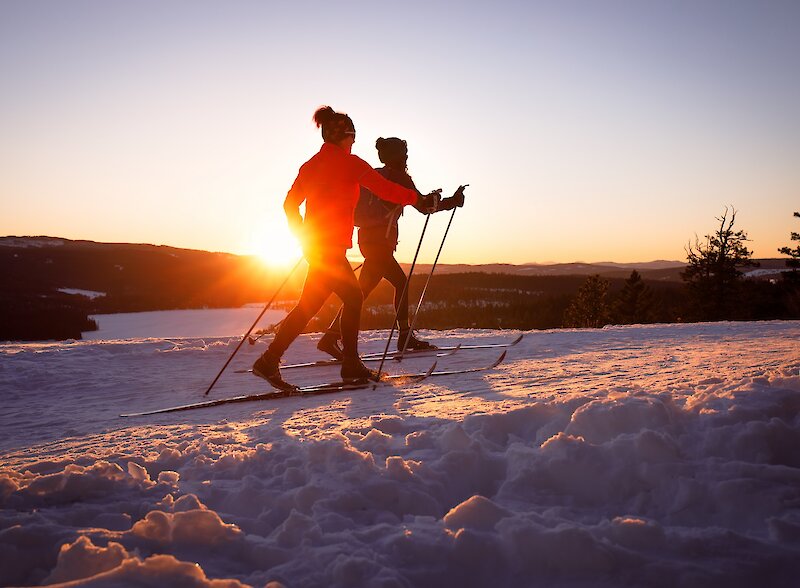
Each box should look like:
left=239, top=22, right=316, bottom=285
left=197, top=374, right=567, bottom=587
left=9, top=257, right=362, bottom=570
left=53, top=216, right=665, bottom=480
left=327, top=240, right=409, bottom=334
left=269, top=251, right=362, bottom=358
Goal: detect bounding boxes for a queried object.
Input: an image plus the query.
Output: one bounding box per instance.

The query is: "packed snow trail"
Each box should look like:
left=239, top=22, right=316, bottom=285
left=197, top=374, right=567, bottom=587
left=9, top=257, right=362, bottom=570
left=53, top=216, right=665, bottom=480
left=1, top=322, right=799, bottom=587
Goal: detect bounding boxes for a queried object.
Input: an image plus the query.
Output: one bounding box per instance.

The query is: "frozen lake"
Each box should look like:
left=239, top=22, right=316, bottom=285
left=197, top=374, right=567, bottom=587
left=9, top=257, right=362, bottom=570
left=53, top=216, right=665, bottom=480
left=83, top=307, right=287, bottom=340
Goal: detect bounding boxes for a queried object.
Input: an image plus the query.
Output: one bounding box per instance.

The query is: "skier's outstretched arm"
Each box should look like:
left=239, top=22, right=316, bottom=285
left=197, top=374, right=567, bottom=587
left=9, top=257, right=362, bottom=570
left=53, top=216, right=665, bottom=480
left=353, top=158, right=418, bottom=206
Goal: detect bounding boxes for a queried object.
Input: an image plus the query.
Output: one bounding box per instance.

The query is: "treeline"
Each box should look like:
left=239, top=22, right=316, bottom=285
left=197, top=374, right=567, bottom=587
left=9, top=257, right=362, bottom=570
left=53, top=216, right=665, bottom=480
left=361, top=272, right=687, bottom=331
left=3, top=209, right=798, bottom=342
left=0, top=286, right=98, bottom=341
left=302, top=207, right=800, bottom=334
left=299, top=267, right=797, bottom=336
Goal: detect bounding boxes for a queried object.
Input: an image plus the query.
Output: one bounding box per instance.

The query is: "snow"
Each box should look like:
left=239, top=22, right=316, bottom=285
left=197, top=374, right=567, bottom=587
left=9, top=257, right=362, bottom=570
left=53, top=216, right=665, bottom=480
left=0, top=238, right=65, bottom=248
left=744, top=268, right=792, bottom=278
left=83, top=308, right=287, bottom=340
left=1, top=319, right=799, bottom=587
left=57, top=289, right=106, bottom=300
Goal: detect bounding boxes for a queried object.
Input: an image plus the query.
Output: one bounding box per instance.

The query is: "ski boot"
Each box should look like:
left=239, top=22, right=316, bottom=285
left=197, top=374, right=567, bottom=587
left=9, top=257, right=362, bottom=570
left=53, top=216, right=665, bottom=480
left=398, top=329, right=437, bottom=352
left=317, top=330, right=344, bottom=361
left=252, top=350, right=297, bottom=391
left=341, top=355, right=381, bottom=383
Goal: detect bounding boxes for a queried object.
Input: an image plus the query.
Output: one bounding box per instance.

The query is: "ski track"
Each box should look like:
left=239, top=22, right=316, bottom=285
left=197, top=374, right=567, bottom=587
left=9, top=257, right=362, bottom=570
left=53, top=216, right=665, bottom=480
left=1, top=322, right=800, bottom=587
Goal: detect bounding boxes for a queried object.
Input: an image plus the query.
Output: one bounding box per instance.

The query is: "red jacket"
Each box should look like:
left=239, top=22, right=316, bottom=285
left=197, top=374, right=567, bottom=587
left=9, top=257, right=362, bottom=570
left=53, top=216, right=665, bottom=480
left=284, top=143, right=418, bottom=251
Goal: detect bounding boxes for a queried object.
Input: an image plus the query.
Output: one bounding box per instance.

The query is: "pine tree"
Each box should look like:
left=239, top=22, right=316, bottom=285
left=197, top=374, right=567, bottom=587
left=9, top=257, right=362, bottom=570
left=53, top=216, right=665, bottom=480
left=682, top=207, right=756, bottom=321
left=613, top=270, right=656, bottom=324
left=778, top=211, right=800, bottom=314
left=563, top=274, right=611, bottom=328
left=778, top=211, right=800, bottom=272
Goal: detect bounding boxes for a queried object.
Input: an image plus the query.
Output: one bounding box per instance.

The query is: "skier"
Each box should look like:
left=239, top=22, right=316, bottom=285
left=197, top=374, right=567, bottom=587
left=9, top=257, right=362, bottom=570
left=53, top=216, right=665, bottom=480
left=252, top=107, right=437, bottom=389
left=317, top=137, right=467, bottom=360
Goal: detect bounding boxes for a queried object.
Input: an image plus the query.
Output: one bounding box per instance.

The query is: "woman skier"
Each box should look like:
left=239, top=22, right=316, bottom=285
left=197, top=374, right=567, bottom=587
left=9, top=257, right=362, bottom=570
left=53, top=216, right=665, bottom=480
left=252, top=108, right=436, bottom=389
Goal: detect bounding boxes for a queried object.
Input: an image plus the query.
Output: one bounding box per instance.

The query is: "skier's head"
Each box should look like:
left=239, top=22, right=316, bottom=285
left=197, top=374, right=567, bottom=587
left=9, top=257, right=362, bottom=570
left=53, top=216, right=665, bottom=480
left=375, top=137, right=408, bottom=171
left=313, top=106, right=356, bottom=148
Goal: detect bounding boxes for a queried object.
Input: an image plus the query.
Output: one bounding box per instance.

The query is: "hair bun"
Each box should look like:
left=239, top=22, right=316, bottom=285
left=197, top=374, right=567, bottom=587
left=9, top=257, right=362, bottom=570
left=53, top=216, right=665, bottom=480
left=313, top=106, right=336, bottom=128
left=375, top=137, right=387, bottom=150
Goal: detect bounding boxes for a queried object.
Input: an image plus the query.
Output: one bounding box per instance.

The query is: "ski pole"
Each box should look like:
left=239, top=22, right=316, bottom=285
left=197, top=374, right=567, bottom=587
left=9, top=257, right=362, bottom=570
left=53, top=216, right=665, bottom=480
left=248, top=262, right=364, bottom=345
left=375, top=214, right=431, bottom=378
left=203, top=257, right=304, bottom=396
left=398, top=199, right=461, bottom=358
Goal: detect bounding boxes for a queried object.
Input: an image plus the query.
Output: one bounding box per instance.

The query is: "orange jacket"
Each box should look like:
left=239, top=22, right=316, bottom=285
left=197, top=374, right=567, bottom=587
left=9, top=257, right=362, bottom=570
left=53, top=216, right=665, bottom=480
left=284, top=143, right=418, bottom=252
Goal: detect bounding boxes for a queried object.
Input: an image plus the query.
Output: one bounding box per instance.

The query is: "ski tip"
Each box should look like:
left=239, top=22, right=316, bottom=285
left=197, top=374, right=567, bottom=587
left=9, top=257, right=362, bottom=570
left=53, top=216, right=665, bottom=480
left=426, top=361, right=437, bottom=376
left=493, top=350, right=507, bottom=367
left=443, top=343, right=462, bottom=356
left=511, top=334, right=524, bottom=345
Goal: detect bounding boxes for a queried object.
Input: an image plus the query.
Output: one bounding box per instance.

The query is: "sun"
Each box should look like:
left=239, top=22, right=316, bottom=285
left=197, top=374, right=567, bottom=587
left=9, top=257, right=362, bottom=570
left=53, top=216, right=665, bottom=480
left=245, top=224, right=303, bottom=268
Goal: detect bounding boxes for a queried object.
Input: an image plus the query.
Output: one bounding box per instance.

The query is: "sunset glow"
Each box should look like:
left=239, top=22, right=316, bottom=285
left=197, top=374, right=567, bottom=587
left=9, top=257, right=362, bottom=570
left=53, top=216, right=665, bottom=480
left=244, top=224, right=302, bottom=269
left=0, top=1, right=798, bottom=264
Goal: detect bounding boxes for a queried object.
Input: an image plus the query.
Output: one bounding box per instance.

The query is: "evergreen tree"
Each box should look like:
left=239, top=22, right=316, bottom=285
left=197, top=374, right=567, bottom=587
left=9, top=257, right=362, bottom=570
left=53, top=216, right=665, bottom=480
left=778, top=211, right=800, bottom=273
left=778, top=211, right=800, bottom=314
left=613, top=270, right=656, bottom=324
left=563, top=274, right=611, bottom=328
left=681, top=207, right=756, bottom=320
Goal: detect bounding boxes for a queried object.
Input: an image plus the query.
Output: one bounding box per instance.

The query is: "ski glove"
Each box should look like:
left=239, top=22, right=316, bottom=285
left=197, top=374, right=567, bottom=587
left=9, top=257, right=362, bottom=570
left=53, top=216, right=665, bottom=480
left=452, top=184, right=467, bottom=207
left=439, top=184, right=468, bottom=210
left=417, top=189, right=442, bottom=213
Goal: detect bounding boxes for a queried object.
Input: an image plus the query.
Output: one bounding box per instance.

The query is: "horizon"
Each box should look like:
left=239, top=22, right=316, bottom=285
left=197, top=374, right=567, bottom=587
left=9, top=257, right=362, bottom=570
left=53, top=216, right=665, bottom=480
left=2, top=233, right=693, bottom=266
left=16, top=233, right=797, bottom=267
left=1, top=1, right=798, bottom=264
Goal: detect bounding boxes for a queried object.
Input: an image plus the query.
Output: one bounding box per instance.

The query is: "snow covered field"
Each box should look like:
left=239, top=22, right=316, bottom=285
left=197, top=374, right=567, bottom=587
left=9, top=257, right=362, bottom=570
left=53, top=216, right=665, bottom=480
left=1, top=320, right=799, bottom=587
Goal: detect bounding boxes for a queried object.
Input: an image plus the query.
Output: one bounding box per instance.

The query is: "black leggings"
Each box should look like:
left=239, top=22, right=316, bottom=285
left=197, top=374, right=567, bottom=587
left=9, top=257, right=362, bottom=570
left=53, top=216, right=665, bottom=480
left=269, top=252, right=363, bottom=357
left=328, top=240, right=410, bottom=334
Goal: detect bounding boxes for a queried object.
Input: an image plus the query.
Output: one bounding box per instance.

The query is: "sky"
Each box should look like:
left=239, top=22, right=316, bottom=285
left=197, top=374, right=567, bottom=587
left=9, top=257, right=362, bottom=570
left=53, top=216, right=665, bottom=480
left=1, top=0, right=798, bottom=265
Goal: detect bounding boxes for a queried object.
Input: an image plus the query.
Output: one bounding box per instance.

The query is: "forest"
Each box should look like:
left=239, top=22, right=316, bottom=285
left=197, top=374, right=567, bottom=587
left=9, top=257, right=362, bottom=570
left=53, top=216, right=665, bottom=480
left=300, top=267, right=796, bottom=336
left=1, top=209, right=798, bottom=342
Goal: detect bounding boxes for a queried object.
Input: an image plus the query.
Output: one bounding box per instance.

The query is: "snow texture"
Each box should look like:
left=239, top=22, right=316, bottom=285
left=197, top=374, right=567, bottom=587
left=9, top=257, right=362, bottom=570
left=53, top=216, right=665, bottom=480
left=2, top=319, right=799, bottom=587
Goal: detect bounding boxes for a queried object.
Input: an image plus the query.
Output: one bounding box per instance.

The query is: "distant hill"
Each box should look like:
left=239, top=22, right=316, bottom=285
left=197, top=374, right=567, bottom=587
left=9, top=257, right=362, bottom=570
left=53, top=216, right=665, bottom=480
left=0, top=236, right=293, bottom=311
left=0, top=236, right=298, bottom=340
left=2, top=236, right=688, bottom=299
left=4, top=237, right=788, bottom=300
left=2, top=236, right=793, bottom=341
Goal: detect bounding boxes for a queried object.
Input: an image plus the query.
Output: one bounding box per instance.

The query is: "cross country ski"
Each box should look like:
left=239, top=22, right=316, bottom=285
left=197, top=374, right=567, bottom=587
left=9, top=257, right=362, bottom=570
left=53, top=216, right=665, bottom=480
left=233, top=344, right=462, bottom=373
left=233, top=334, right=523, bottom=374
left=120, top=351, right=507, bottom=417
left=121, top=361, right=437, bottom=417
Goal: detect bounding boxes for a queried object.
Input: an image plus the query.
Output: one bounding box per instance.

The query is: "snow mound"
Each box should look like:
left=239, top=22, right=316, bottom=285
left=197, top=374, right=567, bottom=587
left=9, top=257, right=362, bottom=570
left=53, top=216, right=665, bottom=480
left=47, top=541, right=248, bottom=587
left=1, top=322, right=799, bottom=586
